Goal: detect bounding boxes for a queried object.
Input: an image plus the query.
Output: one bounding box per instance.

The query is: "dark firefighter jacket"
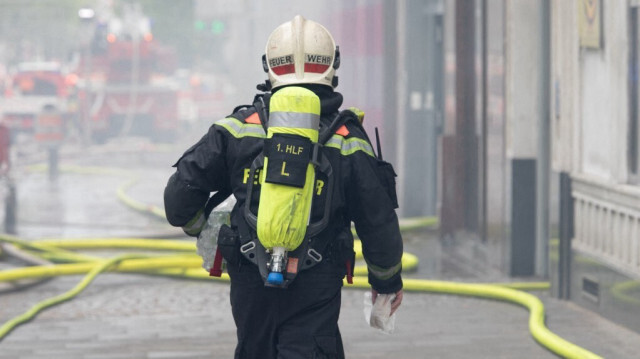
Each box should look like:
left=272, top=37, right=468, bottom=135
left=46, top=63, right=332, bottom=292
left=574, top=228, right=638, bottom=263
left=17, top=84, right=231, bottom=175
left=163, top=88, right=403, bottom=294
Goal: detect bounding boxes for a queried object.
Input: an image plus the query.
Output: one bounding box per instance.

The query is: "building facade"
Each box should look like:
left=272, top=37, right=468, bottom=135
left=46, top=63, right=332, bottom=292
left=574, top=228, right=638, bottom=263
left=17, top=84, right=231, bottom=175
left=551, top=0, right=640, bottom=333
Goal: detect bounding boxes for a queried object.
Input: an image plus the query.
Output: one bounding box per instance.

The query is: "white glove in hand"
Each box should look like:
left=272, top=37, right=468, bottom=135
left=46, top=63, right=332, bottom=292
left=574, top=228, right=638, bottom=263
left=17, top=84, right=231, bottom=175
left=363, top=291, right=396, bottom=334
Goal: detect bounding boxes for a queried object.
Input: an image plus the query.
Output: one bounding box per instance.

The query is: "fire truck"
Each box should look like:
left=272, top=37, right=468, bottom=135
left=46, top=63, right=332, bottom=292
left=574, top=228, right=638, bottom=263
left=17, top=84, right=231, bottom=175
left=78, top=12, right=179, bottom=143
left=0, top=61, right=75, bottom=139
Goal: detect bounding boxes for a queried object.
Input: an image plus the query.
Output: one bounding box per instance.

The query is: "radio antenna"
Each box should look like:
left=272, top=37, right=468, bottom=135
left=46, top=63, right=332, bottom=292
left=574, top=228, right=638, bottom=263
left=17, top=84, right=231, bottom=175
left=375, top=127, right=383, bottom=160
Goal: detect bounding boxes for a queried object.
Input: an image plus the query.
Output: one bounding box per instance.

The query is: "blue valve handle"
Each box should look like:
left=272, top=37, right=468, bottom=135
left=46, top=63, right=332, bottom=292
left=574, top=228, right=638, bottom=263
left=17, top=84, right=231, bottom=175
left=267, top=272, right=284, bottom=285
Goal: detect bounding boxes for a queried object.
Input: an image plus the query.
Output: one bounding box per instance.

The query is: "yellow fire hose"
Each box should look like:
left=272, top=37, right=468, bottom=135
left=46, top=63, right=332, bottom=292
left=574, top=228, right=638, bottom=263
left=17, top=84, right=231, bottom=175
left=0, top=234, right=600, bottom=359
left=1, top=164, right=602, bottom=358
left=0, top=254, right=140, bottom=339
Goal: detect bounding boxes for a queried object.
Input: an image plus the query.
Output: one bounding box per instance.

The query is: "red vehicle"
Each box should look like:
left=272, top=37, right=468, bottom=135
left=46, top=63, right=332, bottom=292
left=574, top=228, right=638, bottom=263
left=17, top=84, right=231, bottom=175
left=1, top=62, right=75, bottom=138
left=78, top=15, right=179, bottom=143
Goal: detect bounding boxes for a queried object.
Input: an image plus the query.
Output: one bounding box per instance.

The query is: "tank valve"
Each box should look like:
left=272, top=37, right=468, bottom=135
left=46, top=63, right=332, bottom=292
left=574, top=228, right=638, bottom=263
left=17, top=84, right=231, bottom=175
left=267, top=246, right=286, bottom=285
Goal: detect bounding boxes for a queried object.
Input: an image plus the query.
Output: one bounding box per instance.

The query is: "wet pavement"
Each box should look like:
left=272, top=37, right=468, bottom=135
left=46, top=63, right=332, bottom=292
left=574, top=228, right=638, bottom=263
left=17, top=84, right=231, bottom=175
left=1, top=140, right=640, bottom=358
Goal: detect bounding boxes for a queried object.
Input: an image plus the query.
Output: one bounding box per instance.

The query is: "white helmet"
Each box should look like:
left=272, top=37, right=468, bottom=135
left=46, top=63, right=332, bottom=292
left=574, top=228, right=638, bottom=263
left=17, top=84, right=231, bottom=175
left=262, top=15, right=340, bottom=90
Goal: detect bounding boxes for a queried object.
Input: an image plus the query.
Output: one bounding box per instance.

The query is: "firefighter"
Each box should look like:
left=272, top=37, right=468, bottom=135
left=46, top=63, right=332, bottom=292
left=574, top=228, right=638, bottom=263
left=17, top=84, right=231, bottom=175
left=164, top=15, right=403, bottom=359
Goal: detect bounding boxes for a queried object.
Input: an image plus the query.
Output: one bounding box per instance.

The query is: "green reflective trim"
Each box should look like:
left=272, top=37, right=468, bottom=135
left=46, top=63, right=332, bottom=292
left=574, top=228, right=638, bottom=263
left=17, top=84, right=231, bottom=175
left=324, top=135, right=375, bottom=157
left=269, top=112, right=320, bottom=130
left=348, top=107, right=365, bottom=122
left=215, top=117, right=266, bottom=138
left=269, top=86, right=321, bottom=114
left=183, top=209, right=205, bottom=236
left=365, top=260, right=402, bottom=281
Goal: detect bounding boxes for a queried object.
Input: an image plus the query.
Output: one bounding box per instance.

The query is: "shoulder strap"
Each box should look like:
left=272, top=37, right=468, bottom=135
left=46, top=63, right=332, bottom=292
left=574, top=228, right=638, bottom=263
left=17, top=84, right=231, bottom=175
left=231, top=104, right=251, bottom=114
left=318, top=109, right=358, bottom=144
left=252, top=93, right=271, bottom=133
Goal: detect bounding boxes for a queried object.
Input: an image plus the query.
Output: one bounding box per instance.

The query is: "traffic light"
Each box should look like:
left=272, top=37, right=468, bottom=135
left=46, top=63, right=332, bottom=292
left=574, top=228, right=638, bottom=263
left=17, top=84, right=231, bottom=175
left=194, top=20, right=206, bottom=31
left=211, top=20, right=225, bottom=35
left=194, top=19, right=225, bottom=35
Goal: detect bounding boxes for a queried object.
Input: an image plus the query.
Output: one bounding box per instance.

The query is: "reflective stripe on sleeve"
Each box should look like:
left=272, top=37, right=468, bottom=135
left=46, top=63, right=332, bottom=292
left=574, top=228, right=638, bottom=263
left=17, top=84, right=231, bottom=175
left=215, top=117, right=266, bottom=139
left=324, top=135, right=375, bottom=157
left=182, top=209, right=206, bottom=236
left=365, top=260, right=402, bottom=281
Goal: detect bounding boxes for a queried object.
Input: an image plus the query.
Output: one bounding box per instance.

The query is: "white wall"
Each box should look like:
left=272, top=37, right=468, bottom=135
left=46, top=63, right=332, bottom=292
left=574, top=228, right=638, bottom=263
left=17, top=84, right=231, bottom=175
left=579, top=0, right=628, bottom=183
left=551, top=0, right=579, bottom=173
left=505, top=0, right=541, bottom=159
left=552, top=0, right=630, bottom=183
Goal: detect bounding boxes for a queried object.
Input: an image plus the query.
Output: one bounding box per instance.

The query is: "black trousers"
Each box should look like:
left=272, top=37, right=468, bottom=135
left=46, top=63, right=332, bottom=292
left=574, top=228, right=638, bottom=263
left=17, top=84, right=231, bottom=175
left=228, top=259, right=345, bottom=359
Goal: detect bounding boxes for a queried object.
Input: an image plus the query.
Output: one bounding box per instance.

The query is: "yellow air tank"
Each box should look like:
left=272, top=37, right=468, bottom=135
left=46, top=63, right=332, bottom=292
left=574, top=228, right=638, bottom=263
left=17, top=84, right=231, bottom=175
left=256, top=86, right=320, bottom=284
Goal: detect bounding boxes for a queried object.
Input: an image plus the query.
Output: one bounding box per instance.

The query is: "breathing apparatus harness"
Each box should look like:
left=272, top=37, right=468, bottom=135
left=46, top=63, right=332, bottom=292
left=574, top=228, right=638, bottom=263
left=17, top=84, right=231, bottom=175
left=207, top=87, right=358, bottom=289
left=243, top=87, right=357, bottom=288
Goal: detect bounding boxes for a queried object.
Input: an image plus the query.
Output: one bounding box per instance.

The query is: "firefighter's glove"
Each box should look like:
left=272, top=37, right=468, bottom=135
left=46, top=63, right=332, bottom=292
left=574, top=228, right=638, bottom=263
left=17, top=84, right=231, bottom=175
left=363, top=290, right=397, bottom=334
